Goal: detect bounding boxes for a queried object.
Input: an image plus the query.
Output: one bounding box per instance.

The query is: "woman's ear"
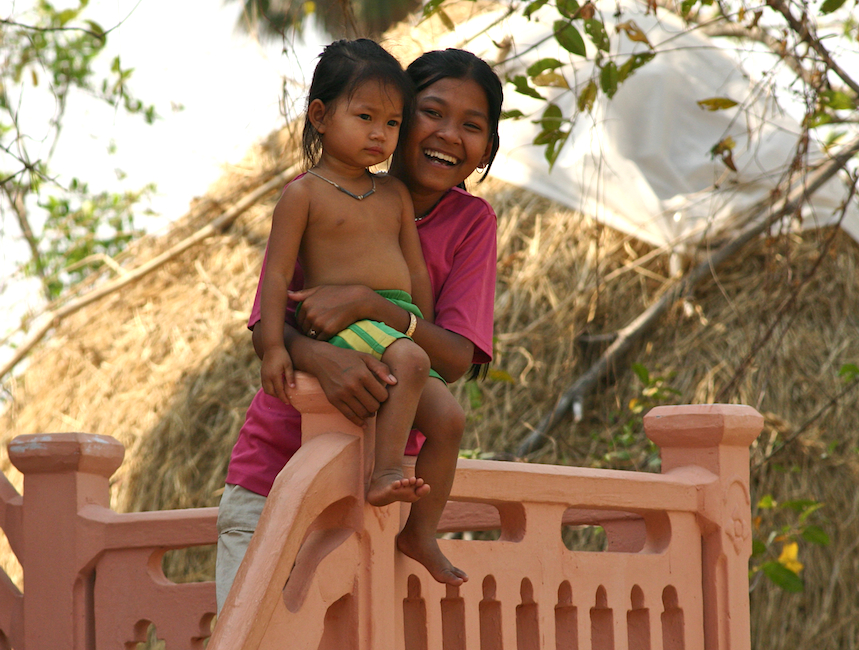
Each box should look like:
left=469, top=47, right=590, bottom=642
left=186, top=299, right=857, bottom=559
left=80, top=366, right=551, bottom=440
left=478, top=137, right=494, bottom=168
left=308, top=99, right=328, bottom=133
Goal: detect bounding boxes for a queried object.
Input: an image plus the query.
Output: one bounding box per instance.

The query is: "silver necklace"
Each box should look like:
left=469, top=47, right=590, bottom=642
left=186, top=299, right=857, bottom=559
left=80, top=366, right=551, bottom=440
left=307, top=169, right=376, bottom=201
left=414, top=192, right=447, bottom=222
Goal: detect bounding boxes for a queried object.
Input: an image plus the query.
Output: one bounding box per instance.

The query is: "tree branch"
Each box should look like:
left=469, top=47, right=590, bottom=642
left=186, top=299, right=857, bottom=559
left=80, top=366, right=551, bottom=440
left=765, top=0, right=859, bottom=97
left=516, top=135, right=859, bottom=457
left=0, top=163, right=301, bottom=384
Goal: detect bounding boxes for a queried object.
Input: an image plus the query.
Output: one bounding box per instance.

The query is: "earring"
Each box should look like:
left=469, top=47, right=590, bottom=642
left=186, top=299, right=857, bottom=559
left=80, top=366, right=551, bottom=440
left=476, top=163, right=488, bottom=173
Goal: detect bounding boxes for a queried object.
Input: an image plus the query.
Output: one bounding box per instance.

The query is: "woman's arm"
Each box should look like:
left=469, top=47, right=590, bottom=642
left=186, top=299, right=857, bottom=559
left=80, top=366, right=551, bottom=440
left=252, top=321, right=397, bottom=425
left=287, top=285, right=474, bottom=382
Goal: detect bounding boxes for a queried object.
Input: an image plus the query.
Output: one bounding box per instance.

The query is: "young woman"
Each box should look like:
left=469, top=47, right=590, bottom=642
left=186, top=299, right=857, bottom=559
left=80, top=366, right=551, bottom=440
left=217, top=47, right=504, bottom=611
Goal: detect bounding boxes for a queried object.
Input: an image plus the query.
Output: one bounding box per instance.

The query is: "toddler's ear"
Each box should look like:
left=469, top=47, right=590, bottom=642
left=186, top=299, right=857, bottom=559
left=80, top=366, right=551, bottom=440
left=308, top=99, right=328, bottom=133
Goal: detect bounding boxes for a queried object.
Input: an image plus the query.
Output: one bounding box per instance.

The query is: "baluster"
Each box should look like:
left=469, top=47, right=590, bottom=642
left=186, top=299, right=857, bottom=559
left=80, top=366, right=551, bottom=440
left=441, top=584, right=466, bottom=650
left=480, top=575, right=503, bottom=650
left=516, top=578, right=539, bottom=650
left=660, top=587, right=684, bottom=650
left=555, top=581, right=578, bottom=650
left=403, top=574, right=428, bottom=650
left=627, top=586, right=650, bottom=650
left=590, top=586, right=614, bottom=650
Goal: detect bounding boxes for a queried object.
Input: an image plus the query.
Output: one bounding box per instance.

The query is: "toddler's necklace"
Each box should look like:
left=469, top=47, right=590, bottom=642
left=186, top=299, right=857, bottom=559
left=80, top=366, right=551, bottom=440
left=307, top=169, right=376, bottom=201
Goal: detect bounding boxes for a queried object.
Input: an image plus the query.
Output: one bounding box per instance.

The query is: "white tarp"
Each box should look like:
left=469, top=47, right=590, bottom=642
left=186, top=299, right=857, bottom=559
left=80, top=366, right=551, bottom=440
left=433, top=1, right=859, bottom=248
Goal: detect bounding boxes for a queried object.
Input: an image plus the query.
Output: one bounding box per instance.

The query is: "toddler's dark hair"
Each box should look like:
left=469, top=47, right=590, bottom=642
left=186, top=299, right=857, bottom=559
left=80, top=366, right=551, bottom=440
left=302, top=38, right=414, bottom=166
left=405, top=49, right=504, bottom=183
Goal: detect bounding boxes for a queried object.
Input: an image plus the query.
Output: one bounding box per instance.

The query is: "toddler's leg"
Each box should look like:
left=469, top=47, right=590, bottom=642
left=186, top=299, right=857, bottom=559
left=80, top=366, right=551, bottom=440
left=366, top=339, right=432, bottom=507
left=396, top=379, right=468, bottom=586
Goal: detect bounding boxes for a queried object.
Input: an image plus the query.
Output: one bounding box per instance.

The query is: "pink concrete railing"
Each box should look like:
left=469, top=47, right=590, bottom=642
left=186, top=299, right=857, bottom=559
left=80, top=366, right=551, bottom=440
left=0, top=373, right=762, bottom=650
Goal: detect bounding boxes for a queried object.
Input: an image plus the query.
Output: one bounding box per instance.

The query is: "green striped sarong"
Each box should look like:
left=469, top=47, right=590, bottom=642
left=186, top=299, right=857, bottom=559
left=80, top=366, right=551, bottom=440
left=302, top=289, right=443, bottom=382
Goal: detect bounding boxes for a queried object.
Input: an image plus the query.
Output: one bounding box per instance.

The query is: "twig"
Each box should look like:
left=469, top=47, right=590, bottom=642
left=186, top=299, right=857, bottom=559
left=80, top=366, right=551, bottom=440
left=0, top=163, right=300, bottom=383
left=754, top=376, right=859, bottom=469
left=516, top=135, right=859, bottom=457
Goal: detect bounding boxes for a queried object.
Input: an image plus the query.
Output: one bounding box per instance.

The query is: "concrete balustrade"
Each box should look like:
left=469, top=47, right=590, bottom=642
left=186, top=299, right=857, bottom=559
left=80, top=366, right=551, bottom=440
left=0, top=373, right=762, bottom=649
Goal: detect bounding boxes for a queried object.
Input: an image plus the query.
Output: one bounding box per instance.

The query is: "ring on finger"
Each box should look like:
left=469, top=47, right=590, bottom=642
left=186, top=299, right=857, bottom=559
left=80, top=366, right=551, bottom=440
left=308, top=328, right=318, bottom=338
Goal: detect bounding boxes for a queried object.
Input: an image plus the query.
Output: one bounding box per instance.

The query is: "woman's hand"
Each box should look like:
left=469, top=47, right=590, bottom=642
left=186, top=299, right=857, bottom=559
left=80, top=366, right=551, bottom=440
left=287, top=283, right=474, bottom=383
left=307, top=344, right=397, bottom=425
left=289, top=285, right=383, bottom=340
left=253, top=322, right=397, bottom=425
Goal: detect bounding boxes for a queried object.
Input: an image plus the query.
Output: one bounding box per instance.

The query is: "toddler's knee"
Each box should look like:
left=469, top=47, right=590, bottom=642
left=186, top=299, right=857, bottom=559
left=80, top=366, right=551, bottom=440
left=385, top=340, right=431, bottom=381
left=437, top=396, right=466, bottom=442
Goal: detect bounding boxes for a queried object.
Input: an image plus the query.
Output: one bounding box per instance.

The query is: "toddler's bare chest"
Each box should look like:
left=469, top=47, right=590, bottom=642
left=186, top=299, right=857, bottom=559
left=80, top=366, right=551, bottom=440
left=307, top=203, right=401, bottom=242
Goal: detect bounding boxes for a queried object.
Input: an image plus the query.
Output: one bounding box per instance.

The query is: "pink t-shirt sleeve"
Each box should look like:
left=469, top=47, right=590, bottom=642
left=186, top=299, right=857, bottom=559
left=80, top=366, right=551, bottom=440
left=421, top=190, right=497, bottom=364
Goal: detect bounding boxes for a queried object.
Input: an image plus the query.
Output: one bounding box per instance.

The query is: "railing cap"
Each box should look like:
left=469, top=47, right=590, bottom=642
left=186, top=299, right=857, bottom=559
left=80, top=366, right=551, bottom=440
left=8, top=433, right=124, bottom=477
left=285, top=372, right=335, bottom=414
left=644, top=404, right=763, bottom=449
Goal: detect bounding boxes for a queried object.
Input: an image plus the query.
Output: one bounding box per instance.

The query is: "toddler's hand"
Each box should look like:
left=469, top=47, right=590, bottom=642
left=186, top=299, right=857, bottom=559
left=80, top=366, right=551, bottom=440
left=261, top=347, right=295, bottom=405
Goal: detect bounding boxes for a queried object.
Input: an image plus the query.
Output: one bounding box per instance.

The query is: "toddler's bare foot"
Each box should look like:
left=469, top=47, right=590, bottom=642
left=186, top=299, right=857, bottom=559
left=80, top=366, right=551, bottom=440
left=367, top=473, right=430, bottom=507
left=397, top=530, right=468, bottom=586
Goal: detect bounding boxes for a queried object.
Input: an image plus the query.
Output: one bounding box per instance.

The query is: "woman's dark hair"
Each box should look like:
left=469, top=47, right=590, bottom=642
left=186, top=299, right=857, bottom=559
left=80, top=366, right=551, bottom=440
left=404, top=48, right=504, bottom=184
left=302, top=38, right=414, bottom=166
left=406, top=49, right=503, bottom=382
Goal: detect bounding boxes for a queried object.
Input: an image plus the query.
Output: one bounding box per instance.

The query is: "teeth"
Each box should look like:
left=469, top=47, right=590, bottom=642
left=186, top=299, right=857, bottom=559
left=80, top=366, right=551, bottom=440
left=424, top=149, right=459, bottom=165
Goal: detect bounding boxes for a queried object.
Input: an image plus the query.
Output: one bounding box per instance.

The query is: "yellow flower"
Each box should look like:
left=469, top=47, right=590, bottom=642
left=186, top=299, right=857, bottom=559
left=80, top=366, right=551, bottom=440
left=778, top=542, right=804, bottom=575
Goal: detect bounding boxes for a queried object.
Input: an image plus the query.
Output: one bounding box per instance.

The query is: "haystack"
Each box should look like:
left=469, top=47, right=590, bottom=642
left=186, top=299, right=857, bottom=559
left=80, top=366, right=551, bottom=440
left=3, top=9, right=859, bottom=648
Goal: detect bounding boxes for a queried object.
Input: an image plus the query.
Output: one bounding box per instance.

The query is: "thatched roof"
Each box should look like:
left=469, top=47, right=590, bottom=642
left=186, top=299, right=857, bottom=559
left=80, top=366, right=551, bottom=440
left=3, top=10, right=859, bottom=646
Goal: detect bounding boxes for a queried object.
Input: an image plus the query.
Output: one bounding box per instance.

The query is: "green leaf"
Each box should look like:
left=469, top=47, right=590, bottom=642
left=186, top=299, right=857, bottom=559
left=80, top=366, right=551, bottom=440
left=680, top=0, right=697, bottom=12
left=532, top=71, right=569, bottom=88
left=524, top=0, right=551, bottom=19
left=697, top=97, right=739, bottom=111
left=819, top=90, right=856, bottom=110
left=839, top=363, right=859, bottom=381
left=577, top=79, right=598, bottom=112
left=488, top=368, right=515, bottom=383
left=761, top=561, right=804, bottom=592
left=801, top=525, right=831, bottom=546
left=510, top=75, right=544, bottom=100
left=618, top=52, right=655, bottom=83
left=502, top=109, right=526, bottom=120
left=757, top=494, right=775, bottom=509
left=58, top=8, right=80, bottom=25
left=556, top=0, right=581, bottom=19
left=537, top=102, right=564, bottom=132
left=806, top=111, right=834, bottom=128
left=631, top=362, right=650, bottom=385
left=600, top=61, right=619, bottom=98
left=527, top=57, right=564, bottom=77
left=782, top=499, right=819, bottom=513
left=84, top=20, right=106, bottom=41
left=585, top=18, right=610, bottom=52
left=545, top=130, right=570, bottom=169
left=554, top=20, right=587, bottom=57
left=820, top=0, right=847, bottom=14
left=422, top=0, right=447, bottom=18
left=751, top=539, right=767, bottom=557
left=437, top=9, right=455, bottom=30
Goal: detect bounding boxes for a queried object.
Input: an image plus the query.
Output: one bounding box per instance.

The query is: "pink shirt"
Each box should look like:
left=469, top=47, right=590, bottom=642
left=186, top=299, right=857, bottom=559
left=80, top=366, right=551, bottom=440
left=226, top=186, right=497, bottom=496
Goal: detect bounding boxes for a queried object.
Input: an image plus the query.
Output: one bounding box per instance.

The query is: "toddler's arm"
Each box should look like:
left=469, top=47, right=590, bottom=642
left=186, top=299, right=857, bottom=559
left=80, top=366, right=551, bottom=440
left=259, top=182, right=310, bottom=403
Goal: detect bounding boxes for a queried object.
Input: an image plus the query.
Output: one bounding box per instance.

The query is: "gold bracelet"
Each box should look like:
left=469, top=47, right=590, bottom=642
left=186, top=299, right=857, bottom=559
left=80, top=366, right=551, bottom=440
left=405, top=312, right=418, bottom=337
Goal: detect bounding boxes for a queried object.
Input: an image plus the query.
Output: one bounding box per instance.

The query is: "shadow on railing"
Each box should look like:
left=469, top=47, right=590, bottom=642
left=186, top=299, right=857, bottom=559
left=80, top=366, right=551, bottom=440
left=0, top=372, right=762, bottom=650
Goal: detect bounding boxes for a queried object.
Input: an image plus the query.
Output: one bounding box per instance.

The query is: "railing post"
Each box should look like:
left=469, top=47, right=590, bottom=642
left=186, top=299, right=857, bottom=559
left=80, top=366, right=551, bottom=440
left=644, top=404, right=763, bottom=650
left=8, top=432, right=125, bottom=650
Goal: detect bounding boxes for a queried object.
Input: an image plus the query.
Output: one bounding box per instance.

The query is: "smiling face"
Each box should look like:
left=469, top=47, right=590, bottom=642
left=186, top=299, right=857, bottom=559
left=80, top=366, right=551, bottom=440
left=311, top=80, right=405, bottom=173
left=392, top=76, right=494, bottom=216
